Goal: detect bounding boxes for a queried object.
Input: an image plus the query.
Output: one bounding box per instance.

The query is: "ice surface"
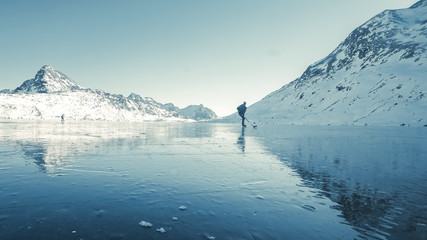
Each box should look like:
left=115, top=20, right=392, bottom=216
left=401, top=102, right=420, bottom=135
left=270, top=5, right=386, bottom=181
left=0, top=120, right=426, bottom=239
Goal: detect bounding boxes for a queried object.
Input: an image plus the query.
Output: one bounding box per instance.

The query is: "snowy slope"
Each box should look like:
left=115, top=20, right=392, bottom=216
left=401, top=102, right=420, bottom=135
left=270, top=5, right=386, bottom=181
left=225, top=0, right=427, bottom=126
left=0, top=66, right=216, bottom=121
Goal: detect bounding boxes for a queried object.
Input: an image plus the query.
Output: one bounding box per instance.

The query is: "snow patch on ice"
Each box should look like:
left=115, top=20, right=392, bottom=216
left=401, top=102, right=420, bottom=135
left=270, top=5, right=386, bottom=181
left=138, top=220, right=153, bottom=228
left=156, top=227, right=166, bottom=233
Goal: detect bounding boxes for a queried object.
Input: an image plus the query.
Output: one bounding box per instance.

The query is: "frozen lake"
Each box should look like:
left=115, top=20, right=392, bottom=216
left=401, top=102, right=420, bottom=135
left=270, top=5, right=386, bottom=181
left=0, top=121, right=426, bottom=240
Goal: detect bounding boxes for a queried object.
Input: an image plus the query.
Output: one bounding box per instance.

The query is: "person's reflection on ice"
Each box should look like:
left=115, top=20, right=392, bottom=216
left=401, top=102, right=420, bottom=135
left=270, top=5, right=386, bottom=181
left=237, top=126, right=245, bottom=153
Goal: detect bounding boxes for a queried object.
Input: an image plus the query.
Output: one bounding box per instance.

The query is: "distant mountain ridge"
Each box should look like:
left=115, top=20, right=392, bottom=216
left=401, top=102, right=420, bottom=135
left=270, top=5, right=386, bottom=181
left=0, top=66, right=217, bottom=121
left=224, top=0, right=427, bottom=126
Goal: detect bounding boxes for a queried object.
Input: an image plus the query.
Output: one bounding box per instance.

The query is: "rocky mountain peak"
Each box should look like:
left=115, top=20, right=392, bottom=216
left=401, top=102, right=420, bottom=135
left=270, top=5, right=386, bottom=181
left=291, top=0, right=426, bottom=90
left=410, top=0, right=427, bottom=8
left=231, top=0, right=427, bottom=126
left=14, top=65, right=83, bottom=93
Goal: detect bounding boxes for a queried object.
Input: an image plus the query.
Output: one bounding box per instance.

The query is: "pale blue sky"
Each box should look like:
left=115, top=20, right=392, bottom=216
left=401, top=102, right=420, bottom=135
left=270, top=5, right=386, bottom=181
left=0, top=0, right=419, bottom=116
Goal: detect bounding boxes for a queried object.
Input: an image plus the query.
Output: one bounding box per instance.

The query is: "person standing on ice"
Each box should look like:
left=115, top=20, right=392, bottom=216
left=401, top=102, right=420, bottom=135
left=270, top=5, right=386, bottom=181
left=237, top=102, right=247, bottom=127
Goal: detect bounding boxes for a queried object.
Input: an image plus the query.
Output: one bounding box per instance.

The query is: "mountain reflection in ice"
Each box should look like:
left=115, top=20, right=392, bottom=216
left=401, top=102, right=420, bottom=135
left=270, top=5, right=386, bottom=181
left=255, top=125, right=427, bottom=240
left=0, top=120, right=426, bottom=240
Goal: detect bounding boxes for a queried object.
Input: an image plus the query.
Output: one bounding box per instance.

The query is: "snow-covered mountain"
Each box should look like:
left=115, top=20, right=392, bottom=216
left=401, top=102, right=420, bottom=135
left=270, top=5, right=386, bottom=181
left=14, top=65, right=83, bottom=93
left=179, top=104, right=217, bottom=120
left=226, top=0, right=427, bottom=126
left=0, top=65, right=216, bottom=121
left=162, top=103, right=217, bottom=120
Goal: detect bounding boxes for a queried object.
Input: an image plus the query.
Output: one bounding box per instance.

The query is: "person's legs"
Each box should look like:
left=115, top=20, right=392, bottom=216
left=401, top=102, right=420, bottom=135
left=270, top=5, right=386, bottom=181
left=241, top=114, right=246, bottom=126
left=239, top=112, right=246, bottom=126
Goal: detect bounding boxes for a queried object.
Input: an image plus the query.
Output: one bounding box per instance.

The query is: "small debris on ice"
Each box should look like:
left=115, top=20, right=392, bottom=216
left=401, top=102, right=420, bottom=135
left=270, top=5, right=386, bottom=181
left=178, top=205, right=187, bottom=211
left=172, top=217, right=178, bottom=221
left=300, top=205, right=316, bottom=212
left=138, top=220, right=153, bottom=228
left=201, top=233, right=216, bottom=239
left=156, top=227, right=166, bottom=233
left=255, top=194, right=265, bottom=200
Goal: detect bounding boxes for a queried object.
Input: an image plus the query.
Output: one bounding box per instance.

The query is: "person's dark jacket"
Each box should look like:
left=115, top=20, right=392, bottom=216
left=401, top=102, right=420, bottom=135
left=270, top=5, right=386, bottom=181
left=237, top=103, right=247, bottom=116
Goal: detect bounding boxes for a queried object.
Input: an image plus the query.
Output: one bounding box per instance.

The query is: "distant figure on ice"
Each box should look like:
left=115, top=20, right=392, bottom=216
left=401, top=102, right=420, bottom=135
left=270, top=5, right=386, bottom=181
left=237, top=102, right=247, bottom=127
left=61, top=114, right=65, bottom=123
